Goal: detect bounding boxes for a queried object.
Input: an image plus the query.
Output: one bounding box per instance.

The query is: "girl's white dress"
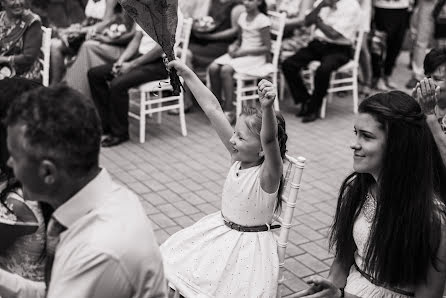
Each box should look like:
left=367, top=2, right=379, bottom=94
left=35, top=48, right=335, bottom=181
left=344, top=194, right=415, bottom=297
left=160, top=161, right=279, bottom=298
left=213, top=12, right=274, bottom=77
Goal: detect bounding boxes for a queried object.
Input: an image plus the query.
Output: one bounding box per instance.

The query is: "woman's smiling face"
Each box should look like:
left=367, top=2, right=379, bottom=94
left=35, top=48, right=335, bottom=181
left=2, top=0, right=26, bottom=18
left=351, top=113, right=386, bottom=181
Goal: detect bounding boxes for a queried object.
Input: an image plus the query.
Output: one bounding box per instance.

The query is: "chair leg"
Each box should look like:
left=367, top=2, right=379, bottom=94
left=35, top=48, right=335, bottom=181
left=273, top=73, right=280, bottom=111
left=139, top=91, right=146, bottom=143
left=236, top=78, right=243, bottom=119
left=179, top=94, right=187, bottom=136
left=353, top=72, right=359, bottom=114
left=320, top=96, right=327, bottom=119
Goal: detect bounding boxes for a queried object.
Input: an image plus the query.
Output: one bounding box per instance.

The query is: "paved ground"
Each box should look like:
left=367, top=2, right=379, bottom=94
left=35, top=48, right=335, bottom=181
left=100, top=52, right=413, bottom=297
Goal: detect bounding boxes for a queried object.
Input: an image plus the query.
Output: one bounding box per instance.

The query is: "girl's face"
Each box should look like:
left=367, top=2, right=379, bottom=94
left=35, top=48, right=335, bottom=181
left=2, top=0, right=26, bottom=17
left=351, top=113, right=386, bottom=181
left=229, top=115, right=262, bottom=166
left=243, top=0, right=261, bottom=12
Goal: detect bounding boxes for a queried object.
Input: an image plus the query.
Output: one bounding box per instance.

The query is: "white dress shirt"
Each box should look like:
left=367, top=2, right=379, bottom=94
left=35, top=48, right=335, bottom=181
left=313, top=0, right=361, bottom=45
left=0, top=169, right=167, bottom=298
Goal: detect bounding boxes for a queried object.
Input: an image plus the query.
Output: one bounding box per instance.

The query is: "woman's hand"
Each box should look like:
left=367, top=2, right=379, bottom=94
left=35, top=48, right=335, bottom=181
left=413, top=78, right=440, bottom=115
left=228, top=43, right=240, bottom=57
left=294, top=277, right=343, bottom=298
left=167, top=59, right=194, bottom=79
left=258, top=79, right=276, bottom=109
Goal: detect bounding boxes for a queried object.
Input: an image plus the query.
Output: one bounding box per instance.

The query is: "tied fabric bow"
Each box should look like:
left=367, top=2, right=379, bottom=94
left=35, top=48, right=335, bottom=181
left=118, top=0, right=182, bottom=95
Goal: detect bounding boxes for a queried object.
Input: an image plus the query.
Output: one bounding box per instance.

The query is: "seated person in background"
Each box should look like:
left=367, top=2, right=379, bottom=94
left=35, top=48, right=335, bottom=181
left=274, top=0, right=315, bottom=57
left=87, top=12, right=183, bottom=148
left=178, top=0, right=210, bottom=19
left=0, top=0, right=42, bottom=81
left=63, top=4, right=134, bottom=100
left=282, top=0, right=360, bottom=123
left=208, top=0, right=271, bottom=124
left=50, top=0, right=120, bottom=83
left=175, top=0, right=244, bottom=114
left=0, top=78, right=53, bottom=283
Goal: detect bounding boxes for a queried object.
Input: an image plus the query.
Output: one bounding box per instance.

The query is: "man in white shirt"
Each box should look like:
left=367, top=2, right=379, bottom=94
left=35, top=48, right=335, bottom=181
left=0, top=85, right=167, bottom=298
left=87, top=12, right=183, bottom=147
left=282, top=0, right=361, bottom=123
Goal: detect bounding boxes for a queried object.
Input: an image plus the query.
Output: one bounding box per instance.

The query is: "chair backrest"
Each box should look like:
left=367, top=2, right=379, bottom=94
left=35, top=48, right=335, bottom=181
left=175, top=18, right=193, bottom=64
left=40, top=26, right=52, bottom=87
left=276, top=155, right=306, bottom=294
left=268, top=11, right=286, bottom=69
left=352, top=28, right=365, bottom=65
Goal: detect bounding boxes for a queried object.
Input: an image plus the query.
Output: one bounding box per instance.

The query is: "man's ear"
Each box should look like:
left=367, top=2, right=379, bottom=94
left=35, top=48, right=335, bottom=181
left=39, top=160, right=58, bottom=185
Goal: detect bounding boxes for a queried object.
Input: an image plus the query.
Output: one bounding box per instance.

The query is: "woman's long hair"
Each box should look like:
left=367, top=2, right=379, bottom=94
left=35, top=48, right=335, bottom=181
left=330, top=91, right=446, bottom=287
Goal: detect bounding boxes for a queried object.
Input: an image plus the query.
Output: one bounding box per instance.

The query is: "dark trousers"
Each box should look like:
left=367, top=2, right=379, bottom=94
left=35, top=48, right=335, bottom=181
left=282, top=40, right=352, bottom=113
left=88, top=58, right=167, bottom=137
left=372, top=7, right=409, bottom=78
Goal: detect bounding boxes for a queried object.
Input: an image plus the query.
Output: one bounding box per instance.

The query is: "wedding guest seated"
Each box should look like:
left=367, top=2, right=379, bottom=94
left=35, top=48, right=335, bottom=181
left=175, top=0, right=244, bottom=114
left=63, top=3, right=134, bottom=100
left=0, top=84, right=167, bottom=297
left=0, top=0, right=42, bottom=81
left=282, top=0, right=361, bottom=123
left=49, top=0, right=122, bottom=84
left=297, top=91, right=446, bottom=298
left=0, top=77, right=52, bottom=284
left=87, top=12, right=183, bottom=147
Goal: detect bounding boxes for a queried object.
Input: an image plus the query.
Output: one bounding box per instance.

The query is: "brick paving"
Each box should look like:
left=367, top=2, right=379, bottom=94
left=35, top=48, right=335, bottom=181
left=99, top=52, right=413, bottom=296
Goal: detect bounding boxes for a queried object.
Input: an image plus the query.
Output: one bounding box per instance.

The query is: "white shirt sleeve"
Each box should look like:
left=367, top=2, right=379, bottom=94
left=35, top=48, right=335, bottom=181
left=0, top=268, right=46, bottom=298
left=47, top=249, right=133, bottom=298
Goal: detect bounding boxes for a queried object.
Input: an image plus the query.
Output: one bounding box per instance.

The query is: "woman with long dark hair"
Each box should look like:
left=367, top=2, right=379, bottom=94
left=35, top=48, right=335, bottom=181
left=297, top=91, right=446, bottom=297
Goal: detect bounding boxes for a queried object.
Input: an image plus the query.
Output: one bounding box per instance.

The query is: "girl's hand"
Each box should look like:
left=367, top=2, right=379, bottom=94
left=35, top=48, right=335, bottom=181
left=167, top=60, right=193, bottom=78
left=413, top=78, right=440, bottom=115
left=294, top=277, right=342, bottom=298
left=258, top=79, right=276, bottom=108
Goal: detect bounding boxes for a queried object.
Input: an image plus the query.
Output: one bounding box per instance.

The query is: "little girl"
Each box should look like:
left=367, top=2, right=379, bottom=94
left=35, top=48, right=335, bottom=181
left=208, top=0, right=273, bottom=123
left=161, top=59, right=288, bottom=297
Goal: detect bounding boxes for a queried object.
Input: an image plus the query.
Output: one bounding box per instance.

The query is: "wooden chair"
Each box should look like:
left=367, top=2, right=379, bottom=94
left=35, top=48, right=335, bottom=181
left=233, top=11, right=286, bottom=118
left=40, top=26, right=52, bottom=87
left=167, top=154, right=307, bottom=298
left=128, top=18, right=193, bottom=143
left=301, top=29, right=364, bottom=118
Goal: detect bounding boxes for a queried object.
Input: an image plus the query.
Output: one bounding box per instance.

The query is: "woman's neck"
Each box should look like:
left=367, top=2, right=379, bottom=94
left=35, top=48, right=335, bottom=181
left=246, top=9, right=260, bottom=18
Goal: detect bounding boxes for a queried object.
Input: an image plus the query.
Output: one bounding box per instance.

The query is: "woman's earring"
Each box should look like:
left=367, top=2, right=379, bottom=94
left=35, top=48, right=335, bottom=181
left=259, top=151, right=264, bottom=157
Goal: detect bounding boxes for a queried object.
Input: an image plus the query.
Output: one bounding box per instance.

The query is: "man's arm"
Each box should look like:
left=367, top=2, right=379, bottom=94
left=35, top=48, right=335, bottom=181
left=0, top=268, right=46, bottom=298
left=314, top=17, right=344, bottom=40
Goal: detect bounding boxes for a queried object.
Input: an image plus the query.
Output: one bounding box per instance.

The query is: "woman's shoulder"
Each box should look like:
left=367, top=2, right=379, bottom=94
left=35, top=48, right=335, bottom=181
left=23, top=10, right=42, bottom=26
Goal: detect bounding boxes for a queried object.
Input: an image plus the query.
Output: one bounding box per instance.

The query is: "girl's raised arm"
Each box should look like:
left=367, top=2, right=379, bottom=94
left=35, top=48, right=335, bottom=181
left=258, top=80, right=283, bottom=193
left=168, top=60, right=234, bottom=154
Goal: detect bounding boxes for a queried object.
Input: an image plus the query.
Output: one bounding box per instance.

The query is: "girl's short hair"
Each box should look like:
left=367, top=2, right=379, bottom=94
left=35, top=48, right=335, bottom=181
left=330, top=91, right=446, bottom=287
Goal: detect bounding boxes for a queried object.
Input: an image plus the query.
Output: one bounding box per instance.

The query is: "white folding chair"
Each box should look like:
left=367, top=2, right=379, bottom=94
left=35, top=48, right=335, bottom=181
left=40, top=26, right=52, bottom=87
left=301, top=29, right=364, bottom=119
left=166, top=154, right=306, bottom=298
left=275, top=154, right=306, bottom=297
left=233, top=11, right=286, bottom=118
left=128, top=18, right=193, bottom=143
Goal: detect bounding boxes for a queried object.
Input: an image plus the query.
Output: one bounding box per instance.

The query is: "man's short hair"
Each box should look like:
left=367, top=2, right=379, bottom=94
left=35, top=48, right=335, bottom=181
left=424, top=48, right=446, bottom=76
left=5, top=84, right=102, bottom=177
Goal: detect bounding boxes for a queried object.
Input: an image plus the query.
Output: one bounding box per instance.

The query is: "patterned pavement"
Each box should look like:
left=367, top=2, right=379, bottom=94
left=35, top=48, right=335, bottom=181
left=99, top=52, right=412, bottom=296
